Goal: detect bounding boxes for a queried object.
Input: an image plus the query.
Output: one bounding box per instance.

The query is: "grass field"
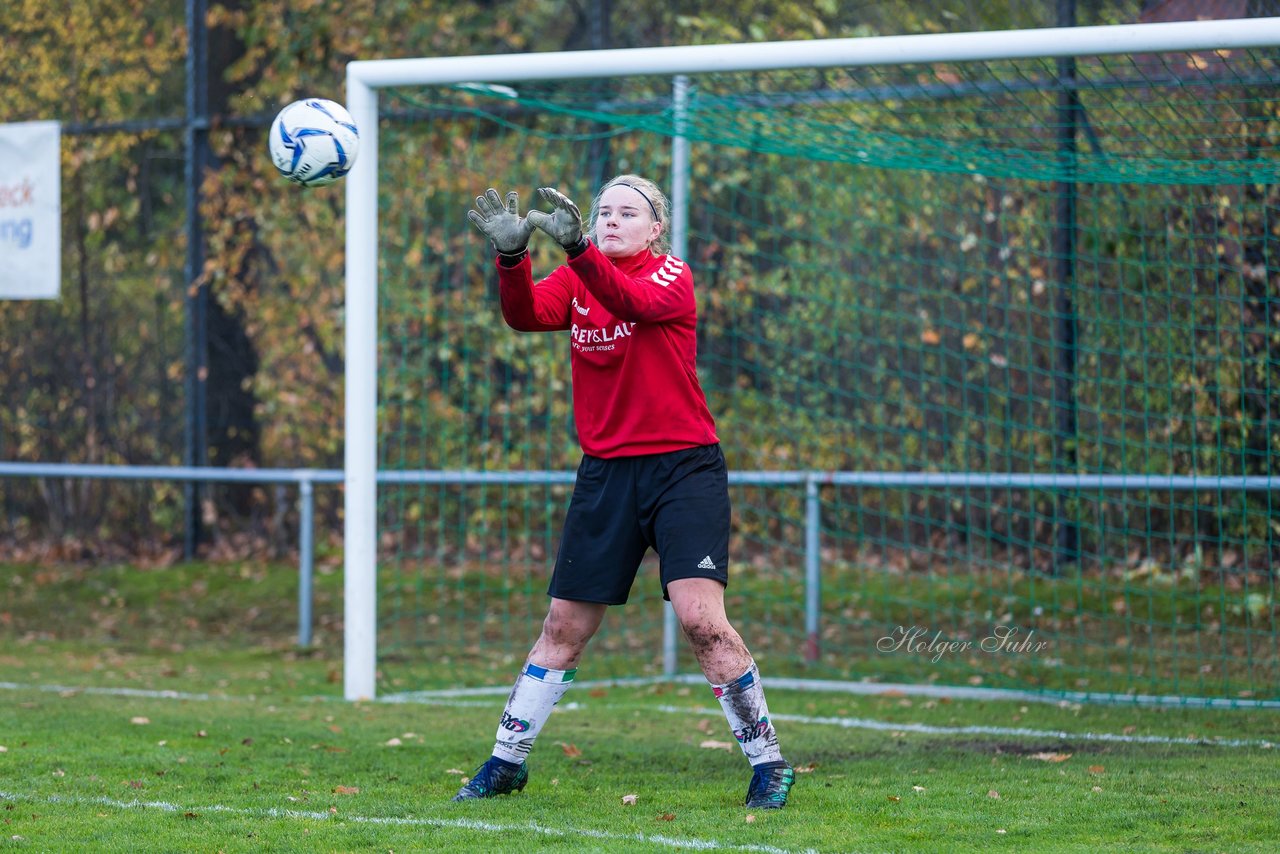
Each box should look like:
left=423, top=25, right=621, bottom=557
left=2, top=559, right=1279, bottom=851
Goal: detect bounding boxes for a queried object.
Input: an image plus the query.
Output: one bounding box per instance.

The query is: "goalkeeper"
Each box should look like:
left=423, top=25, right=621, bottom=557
left=453, top=176, right=794, bottom=810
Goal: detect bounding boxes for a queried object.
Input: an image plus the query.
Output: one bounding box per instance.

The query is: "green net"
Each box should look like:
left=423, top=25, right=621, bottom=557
left=373, top=44, right=1279, bottom=705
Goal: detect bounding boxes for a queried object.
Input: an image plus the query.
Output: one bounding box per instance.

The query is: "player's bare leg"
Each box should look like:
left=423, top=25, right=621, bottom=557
left=453, top=598, right=606, bottom=801
left=668, top=577, right=751, bottom=683
left=668, top=578, right=795, bottom=808
left=530, top=597, right=609, bottom=670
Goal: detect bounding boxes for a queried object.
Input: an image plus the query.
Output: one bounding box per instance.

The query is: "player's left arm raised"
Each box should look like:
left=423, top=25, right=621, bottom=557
left=568, top=241, right=694, bottom=323
left=528, top=186, right=693, bottom=323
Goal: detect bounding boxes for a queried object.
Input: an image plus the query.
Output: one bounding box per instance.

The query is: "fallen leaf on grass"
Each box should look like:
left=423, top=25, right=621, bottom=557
left=333, top=786, right=359, bottom=795
left=658, top=813, right=675, bottom=821
left=988, top=790, right=1000, bottom=799
left=127, top=780, right=144, bottom=789
left=1088, top=765, right=1105, bottom=774
left=695, top=719, right=714, bottom=734
left=196, top=730, right=207, bottom=738
left=130, top=717, right=150, bottom=726
left=887, top=795, right=901, bottom=802
left=1091, top=786, right=1102, bottom=793
left=745, top=814, right=756, bottom=823
left=1028, top=753, right=1072, bottom=763
left=794, top=763, right=818, bottom=773
left=556, top=742, right=582, bottom=758
left=0, top=746, right=7, bottom=753
left=699, top=740, right=734, bottom=750
left=621, top=794, right=638, bottom=806
left=384, top=738, right=403, bottom=747
left=183, top=812, right=198, bottom=820
left=445, top=769, right=465, bottom=775
left=912, top=786, right=925, bottom=793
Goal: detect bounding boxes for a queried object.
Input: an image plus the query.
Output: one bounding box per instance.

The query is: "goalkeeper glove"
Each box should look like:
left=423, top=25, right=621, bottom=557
left=467, top=188, right=535, bottom=256
left=526, top=187, right=585, bottom=253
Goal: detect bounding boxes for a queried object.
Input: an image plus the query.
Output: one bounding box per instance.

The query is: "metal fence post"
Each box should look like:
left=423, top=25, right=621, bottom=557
left=663, top=601, right=678, bottom=678
left=298, top=477, right=315, bottom=647
left=804, top=474, right=821, bottom=663
left=662, top=73, right=692, bottom=681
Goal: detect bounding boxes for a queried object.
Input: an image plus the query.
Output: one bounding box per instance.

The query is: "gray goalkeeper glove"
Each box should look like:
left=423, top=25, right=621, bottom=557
left=526, top=187, right=585, bottom=252
left=467, top=188, right=535, bottom=256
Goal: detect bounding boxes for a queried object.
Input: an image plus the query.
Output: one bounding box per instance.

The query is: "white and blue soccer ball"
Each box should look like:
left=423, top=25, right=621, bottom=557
left=269, top=98, right=359, bottom=187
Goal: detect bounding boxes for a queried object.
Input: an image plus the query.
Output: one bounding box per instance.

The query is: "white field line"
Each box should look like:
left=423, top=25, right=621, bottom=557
left=0, top=790, right=819, bottom=854
left=0, top=681, right=499, bottom=707
left=652, top=705, right=1276, bottom=749
left=392, top=674, right=1280, bottom=710
left=380, top=675, right=672, bottom=699
left=0, top=681, right=212, bottom=701
left=4, top=679, right=1275, bottom=749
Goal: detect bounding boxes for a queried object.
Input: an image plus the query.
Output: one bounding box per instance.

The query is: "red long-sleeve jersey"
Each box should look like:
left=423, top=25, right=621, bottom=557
left=496, top=241, right=719, bottom=458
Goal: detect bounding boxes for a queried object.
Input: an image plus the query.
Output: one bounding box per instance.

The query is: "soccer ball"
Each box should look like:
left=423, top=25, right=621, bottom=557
left=268, top=98, right=359, bottom=187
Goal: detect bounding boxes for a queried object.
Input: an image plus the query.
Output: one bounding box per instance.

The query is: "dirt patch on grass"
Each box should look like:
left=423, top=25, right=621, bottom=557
left=925, top=738, right=1112, bottom=756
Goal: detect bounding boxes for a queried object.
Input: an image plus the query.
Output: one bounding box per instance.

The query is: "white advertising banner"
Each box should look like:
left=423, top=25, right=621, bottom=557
left=0, top=121, right=61, bottom=299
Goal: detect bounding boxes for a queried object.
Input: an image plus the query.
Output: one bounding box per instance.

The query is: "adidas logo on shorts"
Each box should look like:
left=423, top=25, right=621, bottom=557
left=697, top=556, right=716, bottom=570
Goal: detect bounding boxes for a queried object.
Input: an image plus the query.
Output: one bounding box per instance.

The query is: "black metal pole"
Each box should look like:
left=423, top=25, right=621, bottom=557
left=183, top=0, right=209, bottom=558
left=590, top=0, right=611, bottom=50
left=1052, top=0, right=1080, bottom=572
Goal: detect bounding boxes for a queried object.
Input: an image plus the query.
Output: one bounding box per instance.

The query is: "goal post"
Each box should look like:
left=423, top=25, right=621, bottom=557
left=344, top=18, right=1280, bottom=702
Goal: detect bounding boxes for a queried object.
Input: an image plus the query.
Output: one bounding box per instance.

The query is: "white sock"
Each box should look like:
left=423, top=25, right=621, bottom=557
left=490, top=662, right=576, bottom=765
left=710, top=661, right=784, bottom=766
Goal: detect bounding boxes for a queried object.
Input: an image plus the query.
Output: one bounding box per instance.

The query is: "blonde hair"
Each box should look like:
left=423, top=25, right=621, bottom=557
left=588, top=174, right=671, bottom=255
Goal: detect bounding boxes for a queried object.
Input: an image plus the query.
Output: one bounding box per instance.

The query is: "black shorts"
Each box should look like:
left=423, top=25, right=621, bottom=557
left=549, top=443, right=731, bottom=604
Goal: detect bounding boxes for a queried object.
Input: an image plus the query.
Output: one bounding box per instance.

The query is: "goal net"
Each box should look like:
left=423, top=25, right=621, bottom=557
left=345, top=20, right=1280, bottom=706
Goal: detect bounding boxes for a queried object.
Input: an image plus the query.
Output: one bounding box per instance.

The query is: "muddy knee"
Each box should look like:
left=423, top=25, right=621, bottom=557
left=681, top=619, right=744, bottom=659
left=542, top=611, right=592, bottom=648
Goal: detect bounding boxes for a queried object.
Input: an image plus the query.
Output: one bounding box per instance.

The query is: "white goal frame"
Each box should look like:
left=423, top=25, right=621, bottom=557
left=343, top=17, right=1280, bottom=701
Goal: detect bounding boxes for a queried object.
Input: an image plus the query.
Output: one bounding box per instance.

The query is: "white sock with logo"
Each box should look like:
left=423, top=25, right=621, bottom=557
left=710, top=661, right=784, bottom=766
left=490, top=662, right=577, bottom=765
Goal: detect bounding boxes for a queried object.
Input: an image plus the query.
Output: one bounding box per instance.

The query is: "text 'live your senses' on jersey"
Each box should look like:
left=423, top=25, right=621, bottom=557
left=496, top=240, right=719, bottom=458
